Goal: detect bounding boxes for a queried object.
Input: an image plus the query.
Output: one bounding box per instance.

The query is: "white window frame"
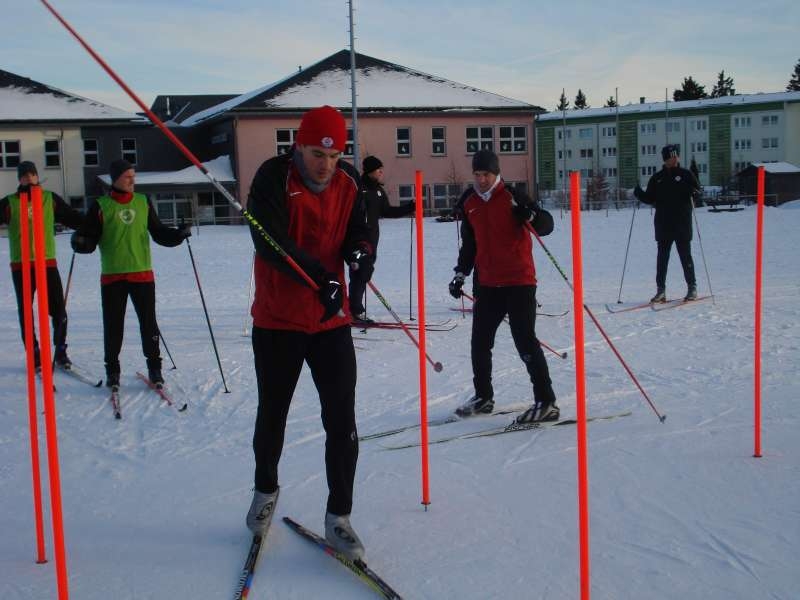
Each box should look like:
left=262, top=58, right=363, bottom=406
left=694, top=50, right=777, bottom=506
left=396, top=127, right=411, bottom=156
left=0, top=139, right=21, bottom=169
left=466, top=126, right=494, bottom=153
left=83, top=138, right=99, bottom=166
left=431, top=127, right=446, bottom=156
left=276, top=128, right=298, bottom=155
left=121, top=138, right=138, bottom=166
left=498, top=125, right=527, bottom=153
left=44, top=139, right=61, bottom=168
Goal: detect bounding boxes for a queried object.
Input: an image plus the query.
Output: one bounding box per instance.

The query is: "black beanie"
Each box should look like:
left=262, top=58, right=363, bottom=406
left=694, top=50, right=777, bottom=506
left=17, top=161, right=38, bottom=180
left=109, top=159, right=134, bottom=184
left=661, top=144, right=679, bottom=161
left=362, top=155, right=383, bottom=175
left=471, top=149, right=500, bottom=175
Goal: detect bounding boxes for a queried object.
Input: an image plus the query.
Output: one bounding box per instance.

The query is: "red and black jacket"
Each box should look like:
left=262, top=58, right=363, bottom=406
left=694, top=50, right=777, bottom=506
left=247, top=150, right=370, bottom=333
left=454, top=180, right=553, bottom=287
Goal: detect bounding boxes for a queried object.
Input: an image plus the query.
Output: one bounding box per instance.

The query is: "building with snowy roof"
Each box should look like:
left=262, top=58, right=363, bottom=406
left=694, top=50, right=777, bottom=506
left=535, top=91, right=800, bottom=198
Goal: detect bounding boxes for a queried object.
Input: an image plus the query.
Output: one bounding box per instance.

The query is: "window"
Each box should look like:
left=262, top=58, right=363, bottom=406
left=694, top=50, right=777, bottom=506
left=505, top=180, right=528, bottom=194
left=398, top=183, right=428, bottom=207
left=691, top=141, right=709, bottom=152
left=601, top=126, right=616, bottom=137
left=639, top=123, right=656, bottom=135
left=121, top=138, right=137, bottom=165
left=276, top=129, right=298, bottom=155
left=734, top=116, right=751, bottom=128
left=641, top=144, right=657, bottom=156
left=641, top=166, right=657, bottom=176
left=0, top=140, right=21, bottom=169
left=153, top=191, right=192, bottom=225
left=466, top=126, right=493, bottom=153
left=691, top=119, right=708, bottom=131
left=761, top=137, right=779, bottom=149
left=44, top=139, right=60, bottom=168
left=579, top=148, right=593, bottom=158
left=431, top=127, right=446, bottom=155
left=344, top=129, right=354, bottom=158
left=761, top=115, right=778, bottom=126
left=499, top=126, right=527, bottom=153
left=698, top=163, right=708, bottom=174
left=601, top=147, right=617, bottom=157
left=83, top=138, right=98, bottom=166
left=734, top=139, right=751, bottom=151
left=557, top=149, right=573, bottom=159
left=432, top=183, right=462, bottom=208
left=602, top=167, right=618, bottom=177
left=557, top=128, right=572, bottom=141
left=579, top=168, right=593, bottom=178
left=666, top=121, right=681, bottom=133
left=396, top=127, right=411, bottom=156
left=578, top=127, right=593, bottom=139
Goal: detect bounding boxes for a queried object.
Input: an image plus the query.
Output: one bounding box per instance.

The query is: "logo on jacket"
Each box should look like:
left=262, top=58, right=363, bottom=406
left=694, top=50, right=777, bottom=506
left=674, top=175, right=682, bottom=182
left=321, top=136, right=334, bottom=148
left=118, top=208, right=136, bottom=225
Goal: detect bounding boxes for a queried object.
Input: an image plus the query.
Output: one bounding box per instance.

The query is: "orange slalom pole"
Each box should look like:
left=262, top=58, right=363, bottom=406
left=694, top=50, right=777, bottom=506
left=753, top=166, right=765, bottom=458
left=569, top=173, right=591, bottom=600
left=414, top=171, right=430, bottom=507
left=19, top=191, right=48, bottom=564
left=30, top=186, right=69, bottom=598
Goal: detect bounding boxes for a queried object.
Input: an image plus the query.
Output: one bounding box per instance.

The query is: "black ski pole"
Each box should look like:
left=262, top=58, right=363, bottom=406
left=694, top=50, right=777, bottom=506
left=692, top=201, right=715, bottom=305
left=157, top=325, right=177, bottom=370
left=408, top=216, right=415, bottom=320
left=454, top=213, right=465, bottom=318
left=184, top=226, right=230, bottom=393
left=51, top=252, right=75, bottom=370
left=616, top=201, right=638, bottom=303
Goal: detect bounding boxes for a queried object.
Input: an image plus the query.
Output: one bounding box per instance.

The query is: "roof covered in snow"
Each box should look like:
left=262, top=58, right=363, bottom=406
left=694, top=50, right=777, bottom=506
left=0, top=69, right=140, bottom=123
left=182, top=50, right=539, bottom=127
left=742, top=161, right=800, bottom=175
left=537, top=91, right=800, bottom=122
left=97, top=155, right=235, bottom=187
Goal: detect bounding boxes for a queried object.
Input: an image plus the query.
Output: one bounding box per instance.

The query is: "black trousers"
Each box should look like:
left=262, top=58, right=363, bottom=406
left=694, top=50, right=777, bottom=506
left=100, top=280, right=160, bottom=374
left=471, top=285, right=555, bottom=405
left=11, top=266, right=67, bottom=352
left=252, top=325, right=358, bottom=516
left=348, top=256, right=376, bottom=315
left=656, top=237, right=696, bottom=289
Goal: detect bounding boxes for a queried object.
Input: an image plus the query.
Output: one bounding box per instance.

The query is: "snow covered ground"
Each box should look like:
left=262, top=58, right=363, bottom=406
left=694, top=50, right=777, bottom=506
left=1, top=202, right=798, bottom=599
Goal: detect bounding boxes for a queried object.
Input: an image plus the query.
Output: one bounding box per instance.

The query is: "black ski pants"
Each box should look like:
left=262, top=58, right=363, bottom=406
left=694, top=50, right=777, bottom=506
left=655, top=237, right=696, bottom=290
left=101, top=280, right=160, bottom=374
left=348, top=255, right=376, bottom=315
left=471, top=285, right=555, bottom=405
left=11, top=265, right=67, bottom=352
left=252, top=325, right=358, bottom=516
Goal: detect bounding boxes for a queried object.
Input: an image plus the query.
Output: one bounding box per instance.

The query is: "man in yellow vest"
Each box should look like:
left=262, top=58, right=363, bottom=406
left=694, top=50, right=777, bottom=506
left=1, top=161, right=84, bottom=370
left=71, top=159, right=191, bottom=388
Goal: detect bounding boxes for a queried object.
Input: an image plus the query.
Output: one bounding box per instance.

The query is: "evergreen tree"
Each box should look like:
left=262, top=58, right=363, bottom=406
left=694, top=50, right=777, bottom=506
left=673, top=76, right=708, bottom=101
left=604, top=96, right=618, bottom=108
left=788, top=58, right=800, bottom=91
left=710, top=70, right=736, bottom=97
left=690, top=157, right=700, bottom=181
left=556, top=91, right=569, bottom=111
left=574, top=89, right=589, bottom=109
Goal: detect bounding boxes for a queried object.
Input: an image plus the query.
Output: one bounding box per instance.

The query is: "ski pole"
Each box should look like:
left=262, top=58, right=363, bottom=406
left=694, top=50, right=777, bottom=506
left=50, top=252, right=75, bottom=371
left=40, top=0, right=320, bottom=293
left=616, top=202, right=638, bottom=303
left=454, top=214, right=465, bottom=317
left=524, top=222, right=666, bottom=422
left=185, top=228, right=230, bottom=393
left=243, top=253, right=254, bottom=337
left=461, top=292, right=567, bottom=360
left=157, top=325, right=177, bottom=370
left=367, top=281, right=443, bottom=372
left=692, top=201, right=715, bottom=305
left=408, top=216, right=415, bottom=320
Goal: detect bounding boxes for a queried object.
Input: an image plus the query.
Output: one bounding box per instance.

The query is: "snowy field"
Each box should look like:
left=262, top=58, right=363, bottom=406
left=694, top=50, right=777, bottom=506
left=1, top=202, right=798, bottom=599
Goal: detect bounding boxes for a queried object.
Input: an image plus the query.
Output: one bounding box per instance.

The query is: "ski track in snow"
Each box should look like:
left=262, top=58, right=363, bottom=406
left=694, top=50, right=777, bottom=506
left=1, top=205, right=799, bottom=599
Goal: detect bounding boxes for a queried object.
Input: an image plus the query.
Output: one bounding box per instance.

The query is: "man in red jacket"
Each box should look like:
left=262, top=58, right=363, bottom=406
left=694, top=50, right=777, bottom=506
left=449, top=149, right=559, bottom=424
left=244, top=105, right=372, bottom=560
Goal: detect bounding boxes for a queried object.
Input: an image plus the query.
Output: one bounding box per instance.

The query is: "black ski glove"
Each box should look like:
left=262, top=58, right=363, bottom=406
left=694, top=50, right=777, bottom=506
left=449, top=272, right=466, bottom=299
left=348, top=245, right=371, bottom=272
left=178, top=223, right=192, bottom=239
left=318, top=273, right=343, bottom=323
left=71, top=232, right=97, bottom=254
left=633, top=185, right=646, bottom=201
left=512, top=203, right=535, bottom=224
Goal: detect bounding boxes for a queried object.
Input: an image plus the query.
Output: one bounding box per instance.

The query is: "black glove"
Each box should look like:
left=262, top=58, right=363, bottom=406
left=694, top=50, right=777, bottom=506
left=406, top=200, right=416, bottom=215
left=71, top=231, right=97, bottom=254
left=633, top=185, right=645, bottom=201
left=318, top=273, right=343, bottom=323
left=512, top=203, right=535, bottom=223
left=348, top=245, right=371, bottom=272
left=448, top=273, right=466, bottom=299
left=177, top=223, right=192, bottom=239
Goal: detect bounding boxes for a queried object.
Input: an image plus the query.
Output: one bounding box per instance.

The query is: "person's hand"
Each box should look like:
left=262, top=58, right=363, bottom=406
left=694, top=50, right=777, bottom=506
left=318, top=273, right=343, bottom=322
left=512, top=203, right=535, bottom=223
left=633, top=185, right=645, bottom=201
left=178, top=223, right=192, bottom=239
left=449, top=273, right=466, bottom=299
left=348, top=245, right=371, bottom=272
left=71, top=232, right=97, bottom=254
left=407, top=200, right=416, bottom=215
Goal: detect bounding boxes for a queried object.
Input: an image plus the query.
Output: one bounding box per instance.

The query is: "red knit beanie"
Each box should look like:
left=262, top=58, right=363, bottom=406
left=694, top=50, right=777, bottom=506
left=296, top=105, right=347, bottom=152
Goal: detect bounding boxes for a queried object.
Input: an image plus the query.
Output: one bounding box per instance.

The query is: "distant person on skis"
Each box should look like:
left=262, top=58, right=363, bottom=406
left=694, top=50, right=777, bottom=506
left=634, top=144, right=701, bottom=302
left=70, top=159, right=190, bottom=387
left=1, top=160, right=84, bottom=370
left=348, top=155, right=415, bottom=324
left=448, top=149, right=559, bottom=424
left=244, top=105, right=372, bottom=560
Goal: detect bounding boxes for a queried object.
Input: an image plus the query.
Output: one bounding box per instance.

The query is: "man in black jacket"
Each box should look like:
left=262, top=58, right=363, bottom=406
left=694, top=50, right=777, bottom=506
left=634, top=144, right=701, bottom=302
left=348, top=155, right=414, bottom=322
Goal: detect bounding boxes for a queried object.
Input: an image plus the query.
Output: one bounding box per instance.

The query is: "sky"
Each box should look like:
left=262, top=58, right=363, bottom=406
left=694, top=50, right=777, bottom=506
left=2, top=1, right=798, bottom=113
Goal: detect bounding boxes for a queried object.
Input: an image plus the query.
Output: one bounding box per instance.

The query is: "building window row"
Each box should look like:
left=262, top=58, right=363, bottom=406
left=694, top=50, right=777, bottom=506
left=691, top=141, right=708, bottom=153
left=601, top=126, right=616, bottom=137
left=640, top=123, right=657, bottom=135
left=761, top=137, right=779, bottom=149
left=734, top=139, right=751, bottom=151
left=601, top=147, right=617, bottom=157
left=762, top=115, right=778, bottom=126
left=734, top=116, right=752, bottom=128
left=691, top=119, right=707, bottom=131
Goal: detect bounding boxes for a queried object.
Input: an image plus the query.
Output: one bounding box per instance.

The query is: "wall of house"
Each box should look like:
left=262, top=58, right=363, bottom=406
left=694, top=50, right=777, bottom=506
left=234, top=112, right=536, bottom=211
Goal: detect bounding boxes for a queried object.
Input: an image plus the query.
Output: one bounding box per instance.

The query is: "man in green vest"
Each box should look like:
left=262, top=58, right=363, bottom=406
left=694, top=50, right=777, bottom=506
left=1, top=161, right=84, bottom=370
left=71, top=159, right=191, bottom=388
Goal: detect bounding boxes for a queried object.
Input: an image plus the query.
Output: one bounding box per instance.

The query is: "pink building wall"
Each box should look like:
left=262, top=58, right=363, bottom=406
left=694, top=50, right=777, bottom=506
left=235, top=112, right=537, bottom=210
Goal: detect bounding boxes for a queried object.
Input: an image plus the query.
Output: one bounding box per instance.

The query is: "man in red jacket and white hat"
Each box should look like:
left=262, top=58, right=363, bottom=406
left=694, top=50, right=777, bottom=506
left=449, top=149, right=559, bottom=424
left=243, top=105, right=372, bottom=560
